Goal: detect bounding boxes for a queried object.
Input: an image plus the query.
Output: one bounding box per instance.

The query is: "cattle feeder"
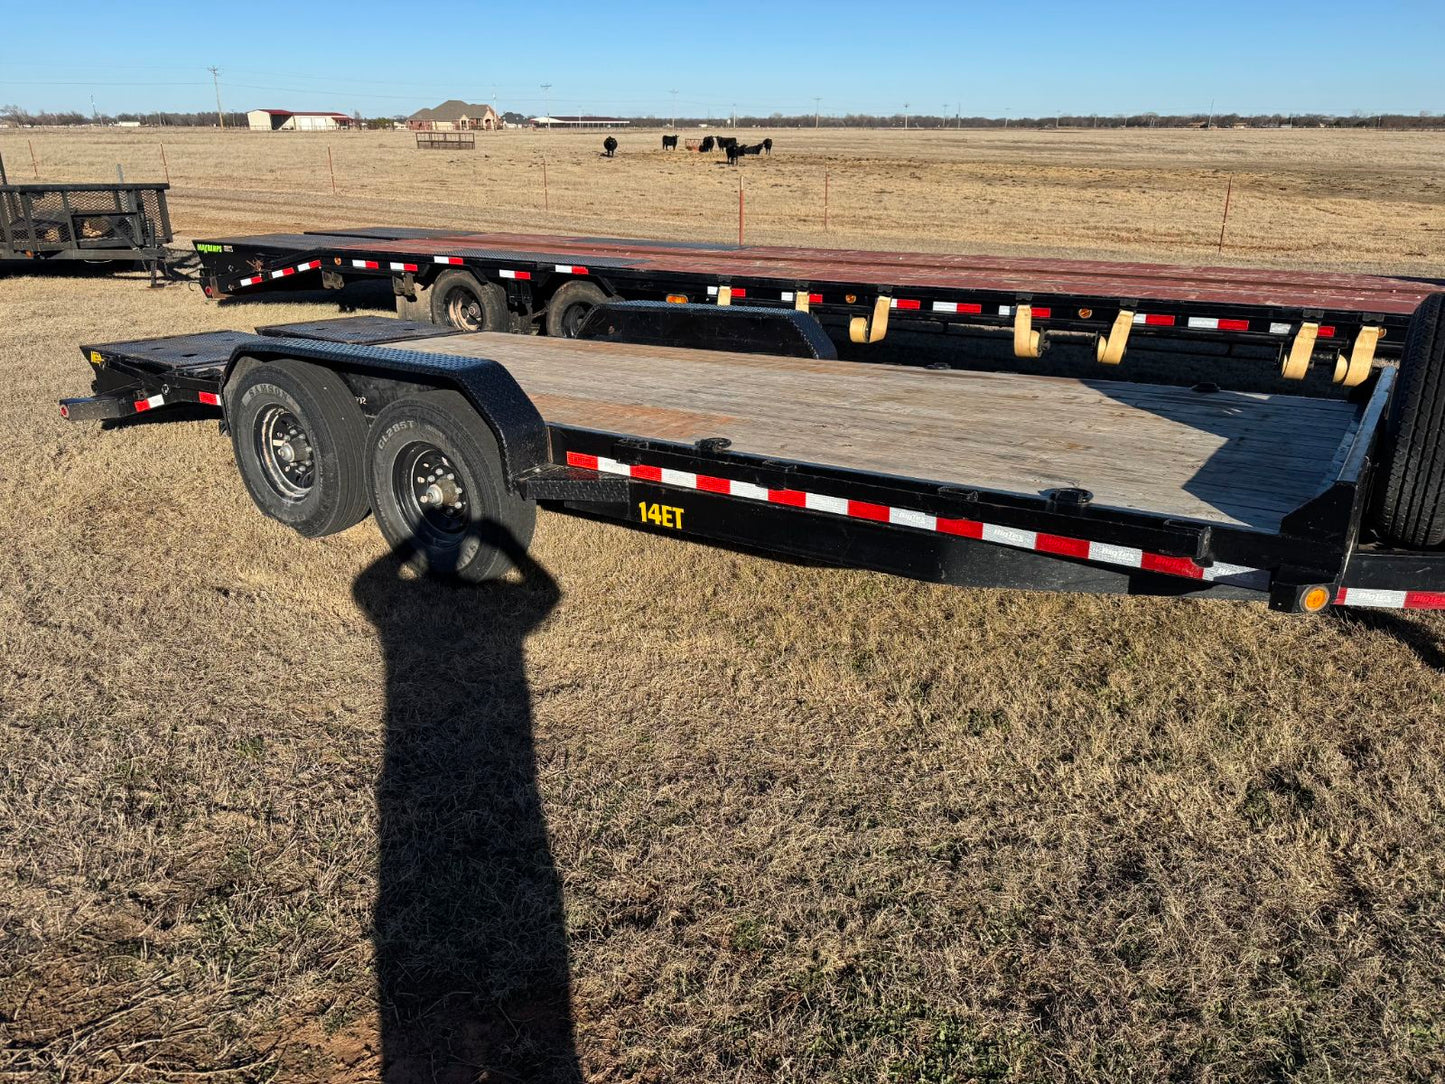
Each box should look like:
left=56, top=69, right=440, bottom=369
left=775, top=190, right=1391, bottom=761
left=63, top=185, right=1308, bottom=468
left=193, top=226, right=1434, bottom=388
left=58, top=289, right=1445, bottom=616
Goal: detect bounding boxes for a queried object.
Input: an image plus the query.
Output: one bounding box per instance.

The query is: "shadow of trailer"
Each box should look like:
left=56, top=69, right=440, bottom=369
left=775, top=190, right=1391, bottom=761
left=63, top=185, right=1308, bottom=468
left=0, top=156, right=175, bottom=280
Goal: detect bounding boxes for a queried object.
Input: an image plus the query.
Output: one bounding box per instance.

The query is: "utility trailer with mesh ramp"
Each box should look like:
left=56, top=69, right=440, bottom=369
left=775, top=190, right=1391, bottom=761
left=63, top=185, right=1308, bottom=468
left=0, top=156, right=173, bottom=274
left=59, top=291, right=1445, bottom=616
left=193, top=225, right=1437, bottom=391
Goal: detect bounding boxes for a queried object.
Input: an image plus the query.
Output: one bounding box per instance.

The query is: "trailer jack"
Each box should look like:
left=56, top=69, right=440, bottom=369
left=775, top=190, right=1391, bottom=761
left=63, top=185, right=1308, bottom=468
left=849, top=295, right=891, bottom=344
left=1013, top=303, right=1042, bottom=359
left=1095, top=309, right=1135, bottom=365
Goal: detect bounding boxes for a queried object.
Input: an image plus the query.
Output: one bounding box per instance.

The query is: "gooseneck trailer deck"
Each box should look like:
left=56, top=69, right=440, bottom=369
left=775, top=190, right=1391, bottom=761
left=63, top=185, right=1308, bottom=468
left=62, top=288, right=1445, bottom=614
left=195, top=226, right=1437, bottom=388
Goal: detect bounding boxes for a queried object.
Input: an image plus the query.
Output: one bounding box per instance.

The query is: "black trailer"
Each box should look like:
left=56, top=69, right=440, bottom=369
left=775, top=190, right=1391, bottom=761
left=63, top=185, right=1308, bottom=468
left=1, top=156, right=173, bottom=272
left=192, top=226, right=1436, bottom=389
left=59, top=292, right=1445, bottom=615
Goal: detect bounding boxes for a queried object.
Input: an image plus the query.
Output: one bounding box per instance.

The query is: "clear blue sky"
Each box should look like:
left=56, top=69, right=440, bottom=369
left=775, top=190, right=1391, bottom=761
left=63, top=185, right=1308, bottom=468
left=2, top=0, right=1441, bottom=119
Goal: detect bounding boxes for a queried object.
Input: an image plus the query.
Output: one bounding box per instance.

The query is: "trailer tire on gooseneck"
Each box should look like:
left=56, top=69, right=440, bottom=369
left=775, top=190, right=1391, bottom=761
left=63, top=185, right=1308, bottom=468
left=1374, top=292, right=1445, bottom=549
left=546, top=280, right=610, bottom=338
left=430, top=269, right=508, bottom=332
left=366, top=390, right=536, bottom=581
left=227, top=358, right=371, bottom=537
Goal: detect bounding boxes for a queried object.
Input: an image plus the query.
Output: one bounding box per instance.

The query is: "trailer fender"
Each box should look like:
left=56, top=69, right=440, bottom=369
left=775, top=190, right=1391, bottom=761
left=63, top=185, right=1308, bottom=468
left=221, top=339, right=550, bottom=492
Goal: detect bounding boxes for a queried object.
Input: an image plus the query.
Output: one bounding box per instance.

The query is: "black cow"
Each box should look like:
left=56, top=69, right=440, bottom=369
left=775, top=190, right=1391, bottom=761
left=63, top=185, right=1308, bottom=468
left=715, top=136, right=738, bottom=152
left=699, top=135, right=715, bottom=153
left=762, top=137, right=773, bottom=155
left=662, top=134, right=678, bottom=150
left=726, top=142, right=742, bottom=165
left=602, top=136, right=618, bottom=157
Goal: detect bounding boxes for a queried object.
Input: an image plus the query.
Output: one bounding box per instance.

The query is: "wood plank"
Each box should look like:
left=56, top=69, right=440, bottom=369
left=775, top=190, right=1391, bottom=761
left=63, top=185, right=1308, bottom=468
left=386, top=332, right=1363, bottom=530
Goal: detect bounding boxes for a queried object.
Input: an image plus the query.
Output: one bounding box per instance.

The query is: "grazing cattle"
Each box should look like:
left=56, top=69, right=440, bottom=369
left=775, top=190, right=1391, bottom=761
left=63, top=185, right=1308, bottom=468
left=714, top=136, right=738, bottom=152
left=762, top=137, right=773, bottom=155
left=662, top=134, right=678, bottom=150
left=699, top=135, right=715, bottom=153
left=728, top=141, right=768, bottom=165
left=602, top=136, right=618, bottom=157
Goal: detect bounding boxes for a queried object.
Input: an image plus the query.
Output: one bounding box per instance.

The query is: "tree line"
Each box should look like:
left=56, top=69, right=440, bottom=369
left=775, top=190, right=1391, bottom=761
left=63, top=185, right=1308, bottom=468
left=4, top=104, right=1441, bottom=131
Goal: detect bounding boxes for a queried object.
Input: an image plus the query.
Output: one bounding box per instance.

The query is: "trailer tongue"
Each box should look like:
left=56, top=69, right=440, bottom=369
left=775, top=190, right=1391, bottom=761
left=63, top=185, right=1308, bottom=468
left=61, top=298, right=1445, bottom=613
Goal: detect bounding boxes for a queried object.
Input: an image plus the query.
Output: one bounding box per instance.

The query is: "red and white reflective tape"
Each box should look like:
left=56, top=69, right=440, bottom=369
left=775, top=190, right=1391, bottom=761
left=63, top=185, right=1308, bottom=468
left=1132, top=312, right=1176, bottom=327
left=434, top=255, right=464, bottom=265
left=564, top=450, right=1268, bottom=590
left=932, top=300, right=984, bottom=315
left=389, top=261, right=418, bottom=272
left=555, top=263, right=589, bottom=275
left=1334, top=588, right=1445, bottom=611
left=1267, top=321, right=1335, bottom=338
left=197, top=391, right=221, bottom=406
left=998, top=304, right=1052, bottom=318
left=889, top=298, right=922, bottom=311
left=267, top=258, right=321, bottom=281
left=133, top=394, right=165, bottom=412
left=498, top=268, right=531, bottom=280
left=351, top=259, right=380, bottom=270
left=706, top=285, right=746, bottom=298
left=239, top=274, right=264, bottom=287
left=780, top=291, right=824, bottom=304
left=1189, top=316, right=1252, bottom=332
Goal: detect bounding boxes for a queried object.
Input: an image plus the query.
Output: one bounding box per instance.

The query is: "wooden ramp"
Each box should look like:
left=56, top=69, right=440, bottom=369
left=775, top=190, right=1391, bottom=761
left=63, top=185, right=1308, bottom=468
left=388, top=332, right=1363, bottom=531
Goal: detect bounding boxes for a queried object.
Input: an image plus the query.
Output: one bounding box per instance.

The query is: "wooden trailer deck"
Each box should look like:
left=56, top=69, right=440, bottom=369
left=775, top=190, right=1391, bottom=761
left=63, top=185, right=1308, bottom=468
left=387, top=331, right=1364, bottom=531
left=211, top=226, right=1435, bottom=315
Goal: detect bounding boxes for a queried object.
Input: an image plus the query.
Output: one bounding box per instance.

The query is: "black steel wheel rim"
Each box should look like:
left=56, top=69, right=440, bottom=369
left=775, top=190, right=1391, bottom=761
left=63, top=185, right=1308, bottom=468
left=558, top=299, right=594, bottom=338
left=255, top=404, right=315, bottom=500
left=394, top=440, right=470, bottom=545
left=444, top=285, right=485, bottom=331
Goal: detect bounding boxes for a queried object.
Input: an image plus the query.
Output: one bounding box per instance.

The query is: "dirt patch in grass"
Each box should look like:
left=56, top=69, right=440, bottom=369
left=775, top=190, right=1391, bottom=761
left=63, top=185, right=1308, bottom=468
left=2, top=129, right=1445, bottom=1081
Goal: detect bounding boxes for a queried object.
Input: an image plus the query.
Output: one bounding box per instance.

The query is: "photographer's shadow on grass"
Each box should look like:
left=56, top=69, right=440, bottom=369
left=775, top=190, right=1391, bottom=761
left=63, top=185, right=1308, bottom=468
left=352, top=524, right=578, bottom=1083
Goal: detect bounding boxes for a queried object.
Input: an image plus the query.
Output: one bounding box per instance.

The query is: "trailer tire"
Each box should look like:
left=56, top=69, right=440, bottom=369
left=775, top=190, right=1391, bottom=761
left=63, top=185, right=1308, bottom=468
left=1375, top=292, right=1445, bottom=549
left=395, top=280, right=431, bottom=322
left=431, top=269, right=508, bottom=332
left=546, top=280, right=610, bottom=338
left=366, top=390, right=536, bottom=581
left=227, top=358, right=370, bottom=538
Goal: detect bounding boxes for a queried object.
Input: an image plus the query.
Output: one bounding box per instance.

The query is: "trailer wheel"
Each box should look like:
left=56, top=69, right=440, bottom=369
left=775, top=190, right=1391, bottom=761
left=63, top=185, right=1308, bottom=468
left=431, top=269, right=508, bottom=332
left=366, top=391, right=536, bottom=581
left=227, top=358, right=370, bottom=538
left=546, top=280, right=609, bottom=338
left=1374, top=293, right=1445, bottom=548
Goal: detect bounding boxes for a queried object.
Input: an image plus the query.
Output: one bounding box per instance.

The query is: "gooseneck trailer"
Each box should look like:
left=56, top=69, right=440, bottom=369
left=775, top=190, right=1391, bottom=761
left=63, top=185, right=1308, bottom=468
left=194, top=226, right=1437, bottom=388
left=61, top=284, right=1445, bottom=614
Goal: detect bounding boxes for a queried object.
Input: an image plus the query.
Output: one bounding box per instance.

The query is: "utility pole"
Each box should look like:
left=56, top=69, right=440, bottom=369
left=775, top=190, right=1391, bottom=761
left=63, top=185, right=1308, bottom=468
left=208, top=66, right=224, bottom=129
left=1207, top=97, right=1215, bottom=129
left=90, top=94, right=98, bottom=124
left=813, top=97, right=821, bottom=128
left=669, top=89, right=678, bottom=128
left=541, top=83, right=552, bottom=128
left=903, top=103, right=909, bottom=129
left=731, top=103, right=736, bottom=128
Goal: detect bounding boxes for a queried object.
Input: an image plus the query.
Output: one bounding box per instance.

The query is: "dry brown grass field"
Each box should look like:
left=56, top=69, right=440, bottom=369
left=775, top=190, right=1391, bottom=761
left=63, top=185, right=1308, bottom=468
left=1, top=126, right=1444, bottom=1083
